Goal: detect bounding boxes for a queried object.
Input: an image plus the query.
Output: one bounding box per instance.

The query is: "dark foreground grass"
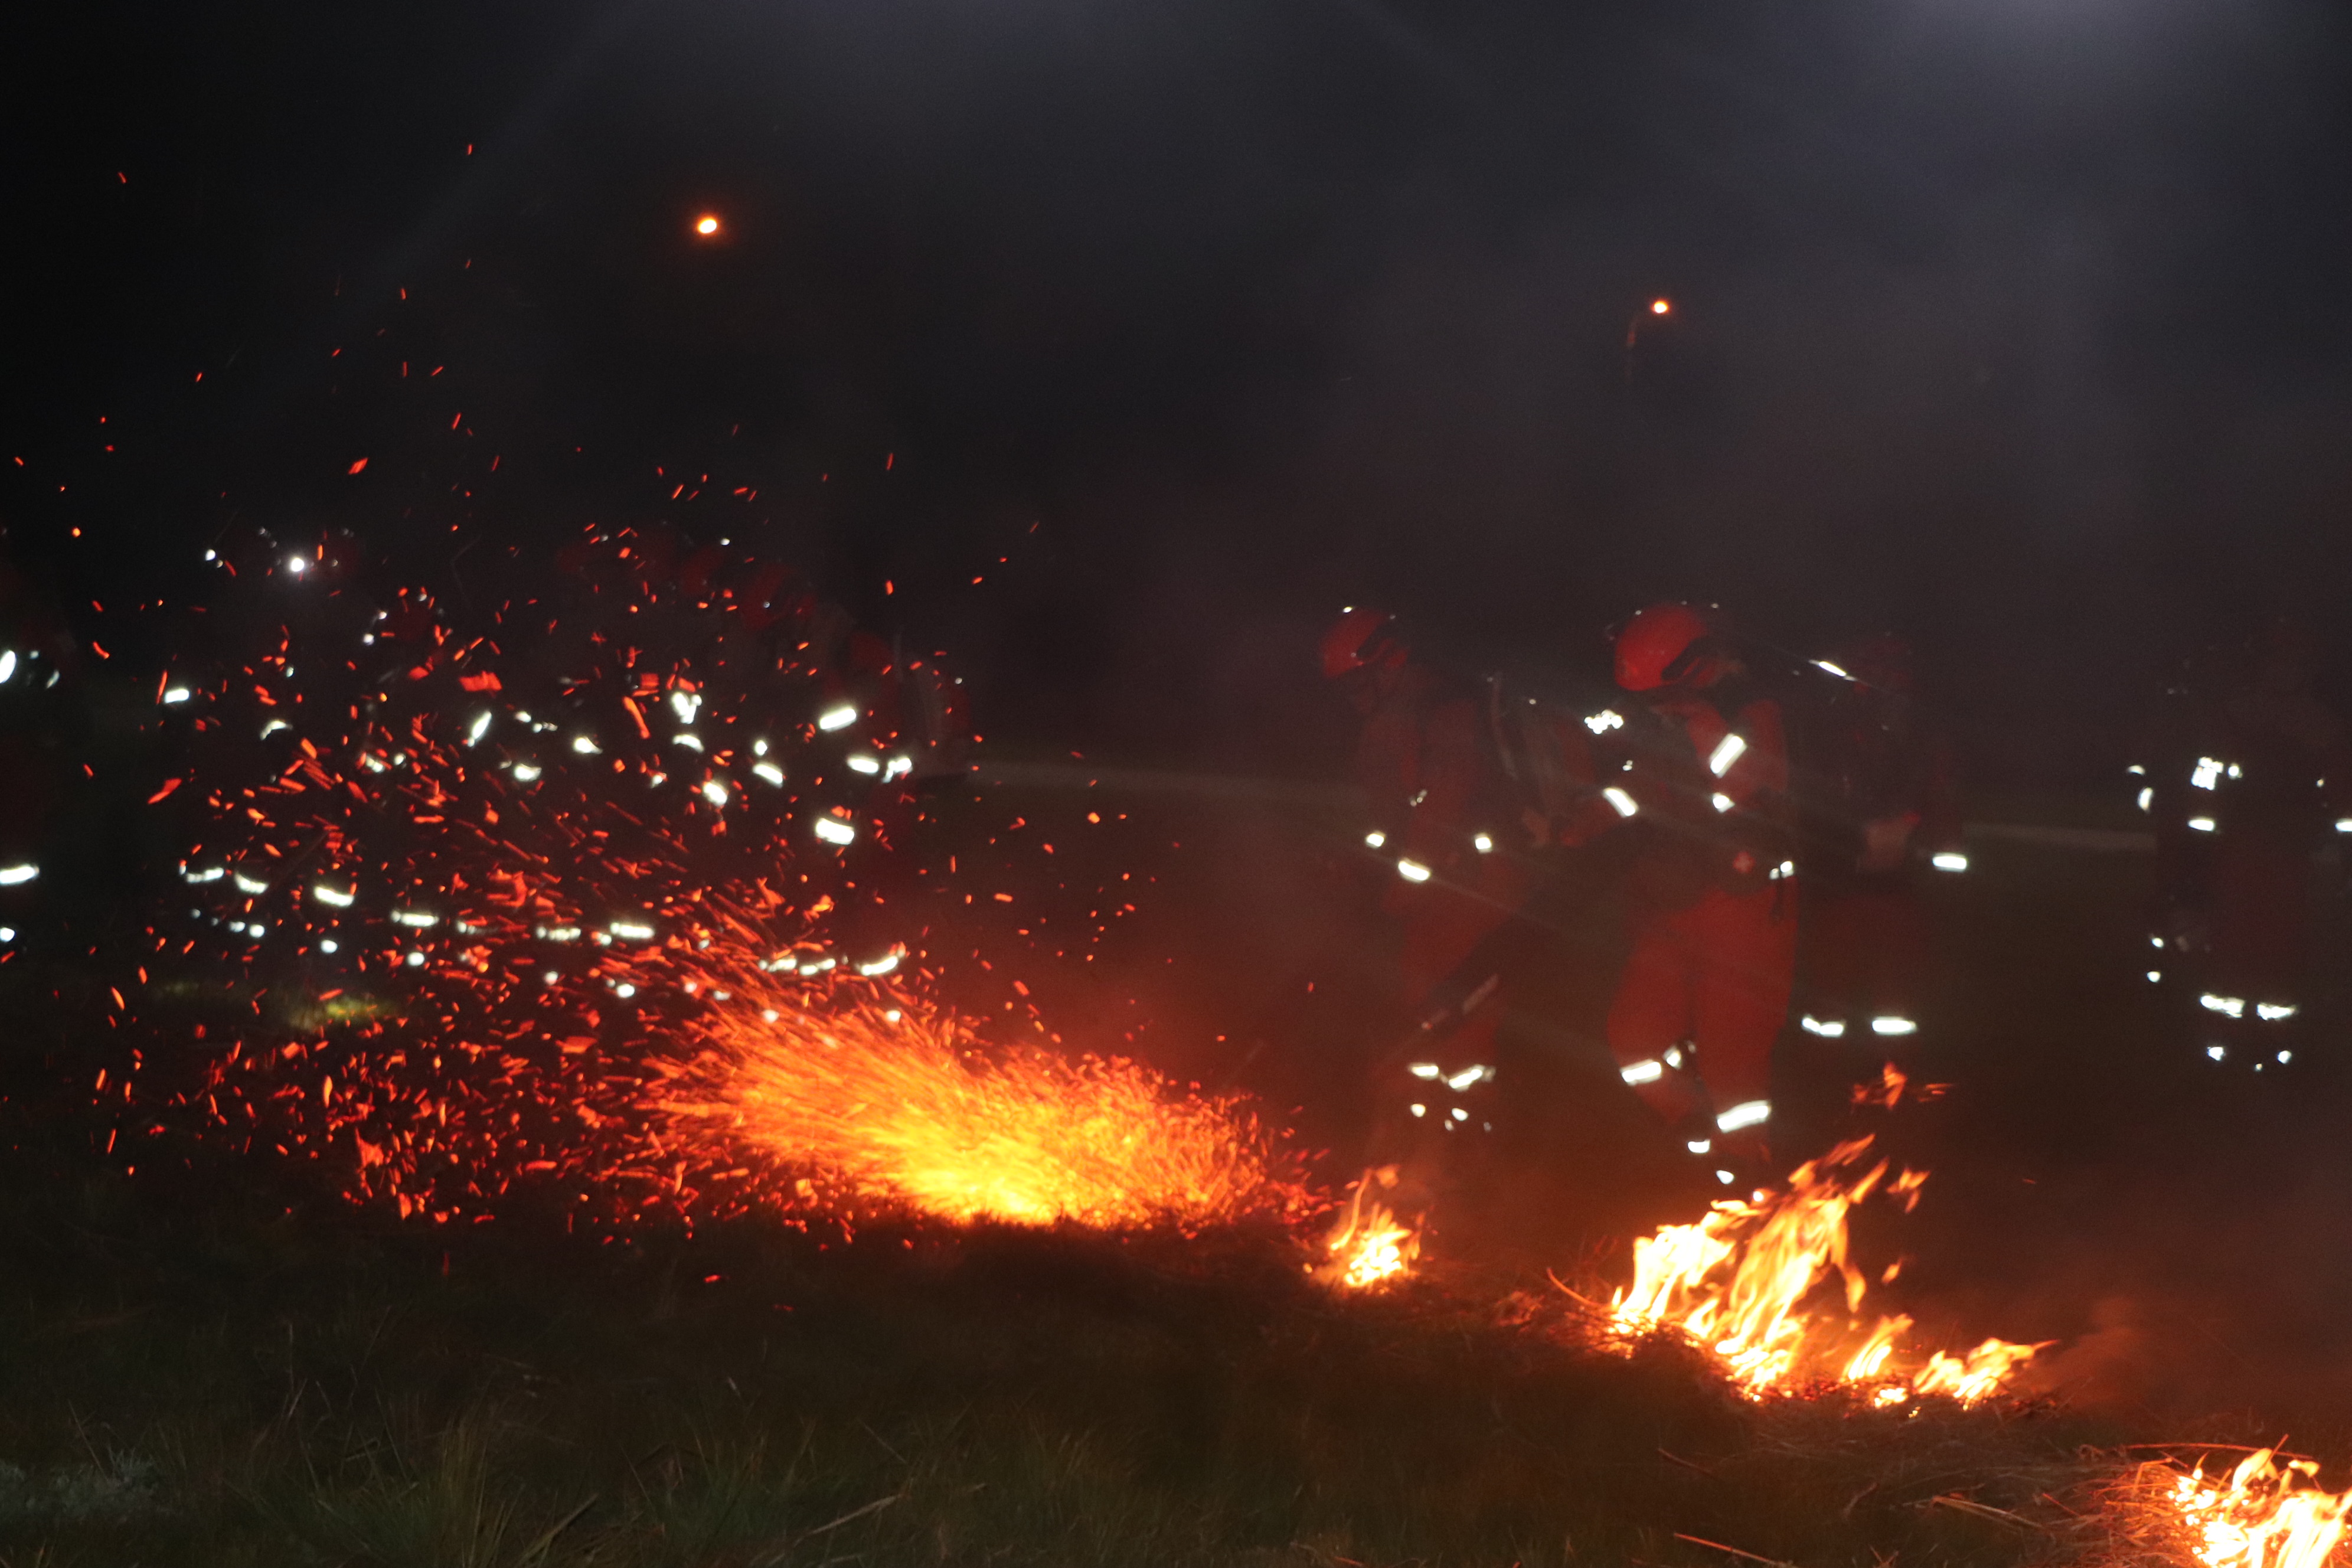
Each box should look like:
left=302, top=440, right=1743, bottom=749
left=0, top=1139, right=2122, bottom=1568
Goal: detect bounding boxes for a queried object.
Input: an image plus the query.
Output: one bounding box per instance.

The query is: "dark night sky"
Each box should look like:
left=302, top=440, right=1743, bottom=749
left=8, top=0, right=2352, bottom=792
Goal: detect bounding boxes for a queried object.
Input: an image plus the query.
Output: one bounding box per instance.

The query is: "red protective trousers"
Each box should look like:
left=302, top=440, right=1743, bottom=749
left=1805, top=885, right=1929, bottom=1024
left=1606, top=882, right=1798, bottom=1127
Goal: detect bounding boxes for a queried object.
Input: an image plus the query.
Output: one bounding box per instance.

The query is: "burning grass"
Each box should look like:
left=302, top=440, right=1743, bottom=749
left=657, top=977, right=1312, bottom=1231
left=2107, top=1449, right=2352, bottom=1568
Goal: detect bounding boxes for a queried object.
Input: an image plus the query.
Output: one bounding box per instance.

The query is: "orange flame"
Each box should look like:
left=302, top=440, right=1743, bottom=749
left=2156, top=1451, right=2352, bottom=1568
left=1315, top=1166, right=1419, bottom=1289
left=1608, top=1135, right=2041, bottom=1402
left=664, top=975, right=1309, bottom=1230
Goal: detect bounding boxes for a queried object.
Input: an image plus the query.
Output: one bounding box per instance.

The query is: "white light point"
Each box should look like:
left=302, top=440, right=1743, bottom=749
left=816, top=704, right=858, bottom=732
left=1870, top=1016, right=1917, bottom=1036
left=700, top=780, right=729, bottom=808
left=1603, top=786, right=1639, bottom=818
left=1585, top=709, right=1625, bottom=735
left=1716, top=1099, right=1771, bottom=1133
left=814, top=816, right=857, bottom=846
left=312, top=883, right=356, bottom=908
left=571, top=735, right=600, bottom=754
left=1707, top=733, right=1747, bottom=777
left=1395, top=858, right=1432, bottom=883
left=847, top=753, right=881, bottom=776
left=1619, top=1059, right=1664, bottom=1086
left=1931, top=852, right=1968, bottom=873
left=1364, top=830, right=1387, bottom=850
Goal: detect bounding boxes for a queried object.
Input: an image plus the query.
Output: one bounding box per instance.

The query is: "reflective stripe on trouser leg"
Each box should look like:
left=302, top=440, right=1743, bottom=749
left=1606, top=904, right=1703, bottom=1125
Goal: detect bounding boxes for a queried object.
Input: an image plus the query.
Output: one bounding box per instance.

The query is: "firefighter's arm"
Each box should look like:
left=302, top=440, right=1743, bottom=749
left=1717, top=700, right=1789, bottom=806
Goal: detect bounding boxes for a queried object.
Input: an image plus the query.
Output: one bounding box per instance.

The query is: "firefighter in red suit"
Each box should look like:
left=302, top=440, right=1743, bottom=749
left=1603, top=604, right=1799, bottom=1182
left=1322, top=609, right=1529, bottom=1146
left=2148, top=618, right=2351, bottom=1070
left=1797, top=634, right=1963, bottom=1052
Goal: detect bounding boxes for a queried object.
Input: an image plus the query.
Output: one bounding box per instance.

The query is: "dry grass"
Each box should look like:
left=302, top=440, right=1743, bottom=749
left=0, top=1105, right=2219, bottom=1568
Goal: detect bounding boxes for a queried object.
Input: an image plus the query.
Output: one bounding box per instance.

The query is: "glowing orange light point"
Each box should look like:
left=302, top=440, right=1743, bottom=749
left=695, top=214, right=721, bottom=237
left=1651, top=298, right=1671, bottom=315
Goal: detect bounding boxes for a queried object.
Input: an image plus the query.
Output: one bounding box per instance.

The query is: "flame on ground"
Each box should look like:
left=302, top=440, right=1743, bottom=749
left=661, top=972, right=1311, bottom=1230
left=1607, top=1135, right=2042, bottom=1402
left=2134, top=1451, right=2352, bottom=1568
left=1313, top=1165, right=1419, bottom=1289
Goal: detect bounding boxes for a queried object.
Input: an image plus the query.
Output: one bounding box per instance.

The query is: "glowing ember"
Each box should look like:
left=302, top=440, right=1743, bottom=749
left=107, top=529, right=1321, bottom=1239
left=1313, top=1166, right=1419, bottom=1289
left=2142, top=1451, right=2352, bottom=1568
left=662, top=973, right=1308, bottom=1229
left=1607, top=1135, right=2041, bottom=1402
left=694, top=214, right=721, bottom=236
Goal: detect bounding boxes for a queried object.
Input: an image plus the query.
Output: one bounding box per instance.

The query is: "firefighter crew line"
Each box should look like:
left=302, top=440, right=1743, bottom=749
left=1323, top=602, right=1973, bottom=1190
left=1328, top=602, right=2351, bottom=1203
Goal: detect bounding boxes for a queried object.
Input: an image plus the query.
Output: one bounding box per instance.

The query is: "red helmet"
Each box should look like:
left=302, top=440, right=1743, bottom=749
left=1319, top=607, right=1402, bottom=680
left=1615, top=603, right=1715, bottom=691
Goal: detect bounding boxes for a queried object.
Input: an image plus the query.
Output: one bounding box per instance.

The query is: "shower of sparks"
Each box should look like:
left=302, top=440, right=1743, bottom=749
left=105, top=528, right=1313, bottom=1231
